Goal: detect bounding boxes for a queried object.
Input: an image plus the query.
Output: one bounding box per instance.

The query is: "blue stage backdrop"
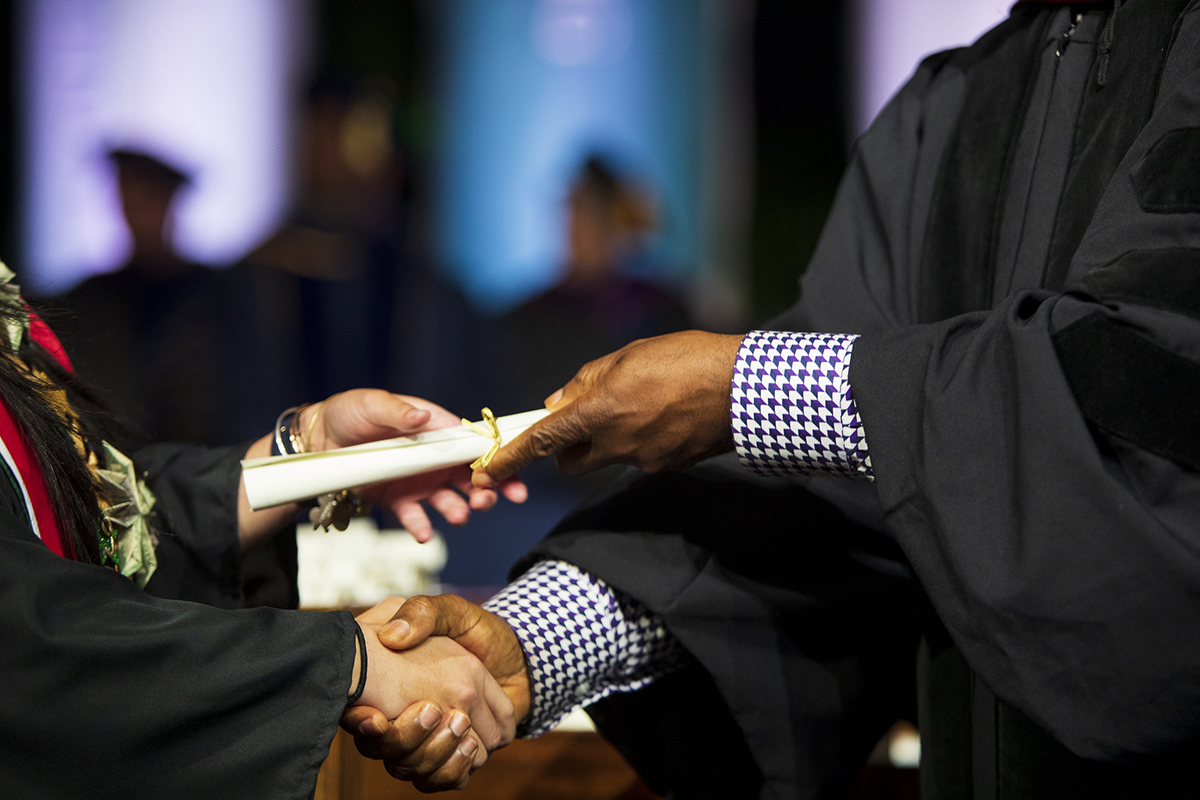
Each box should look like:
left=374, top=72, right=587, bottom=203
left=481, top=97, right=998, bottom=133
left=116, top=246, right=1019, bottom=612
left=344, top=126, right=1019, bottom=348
left=432, top=0, right=703, bottom=313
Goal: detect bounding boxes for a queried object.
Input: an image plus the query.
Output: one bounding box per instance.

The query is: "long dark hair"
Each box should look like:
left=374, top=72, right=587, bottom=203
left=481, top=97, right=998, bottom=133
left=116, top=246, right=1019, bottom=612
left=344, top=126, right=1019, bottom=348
left=0, top=303, right=113, bottom=564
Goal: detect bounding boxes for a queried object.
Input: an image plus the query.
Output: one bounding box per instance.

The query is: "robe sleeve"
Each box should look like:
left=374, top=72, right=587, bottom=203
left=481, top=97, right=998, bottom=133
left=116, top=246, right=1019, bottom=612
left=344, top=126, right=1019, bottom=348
left=0, top=496, right=354, bottom=800
left=848, top=63, right=1200, bottom=760
left=135, top=442, right=252, bottom=608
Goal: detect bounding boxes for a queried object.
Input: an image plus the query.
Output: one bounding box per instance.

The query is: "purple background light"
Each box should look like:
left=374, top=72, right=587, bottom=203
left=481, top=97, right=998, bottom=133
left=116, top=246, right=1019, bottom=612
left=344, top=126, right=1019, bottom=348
left=852, top=0, right=1009, bottom=137
left=21, top=0, right=312, bottom=294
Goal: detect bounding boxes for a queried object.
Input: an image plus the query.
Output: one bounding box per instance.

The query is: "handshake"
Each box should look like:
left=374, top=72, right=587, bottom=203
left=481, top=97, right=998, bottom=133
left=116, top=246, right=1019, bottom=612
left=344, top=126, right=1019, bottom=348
left=342, top=593, right=530, bottom=792
left=269, top=330, right=747, bottom=791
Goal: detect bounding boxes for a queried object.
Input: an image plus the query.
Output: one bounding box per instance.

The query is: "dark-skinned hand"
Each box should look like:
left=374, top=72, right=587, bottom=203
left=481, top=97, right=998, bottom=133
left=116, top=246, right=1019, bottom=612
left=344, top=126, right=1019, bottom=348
left=472, top=330, right=743, bottom=487
left=341, top=702, right=483, bottom=792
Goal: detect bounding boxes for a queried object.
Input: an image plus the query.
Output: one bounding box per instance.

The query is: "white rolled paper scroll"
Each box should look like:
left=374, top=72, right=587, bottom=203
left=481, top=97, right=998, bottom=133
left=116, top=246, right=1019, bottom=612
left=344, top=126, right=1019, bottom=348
left=241, top=408, right=551, bottom=510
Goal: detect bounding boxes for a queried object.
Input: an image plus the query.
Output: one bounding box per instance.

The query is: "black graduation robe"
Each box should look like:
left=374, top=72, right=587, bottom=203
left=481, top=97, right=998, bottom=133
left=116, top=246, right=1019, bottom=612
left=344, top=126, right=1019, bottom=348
left=0, top=442, right=353, bottom=799
left=522, top=3, right=1200, bottom=798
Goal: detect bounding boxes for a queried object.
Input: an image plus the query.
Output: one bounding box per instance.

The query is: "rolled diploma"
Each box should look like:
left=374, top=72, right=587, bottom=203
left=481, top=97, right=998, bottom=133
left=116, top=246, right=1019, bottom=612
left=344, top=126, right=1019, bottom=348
left=241, top=408, right=551, bottom=510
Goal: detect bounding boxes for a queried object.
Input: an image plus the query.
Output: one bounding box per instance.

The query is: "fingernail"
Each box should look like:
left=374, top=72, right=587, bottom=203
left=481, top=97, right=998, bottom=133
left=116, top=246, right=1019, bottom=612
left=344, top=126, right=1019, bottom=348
left=406, top=409, right=426, bottom=424
left=449, top=712, right=470, bottom=738
left=418, top=704, right=440, bottom=730
left=358, top=718, right=380, bottom=736
left=379, top=620, right=409, bottom=641
left=458, top=737, right=478, bottom=758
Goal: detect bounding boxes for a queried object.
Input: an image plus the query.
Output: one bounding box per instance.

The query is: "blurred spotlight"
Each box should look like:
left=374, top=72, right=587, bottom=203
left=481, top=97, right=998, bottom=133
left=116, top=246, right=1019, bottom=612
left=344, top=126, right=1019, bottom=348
left=21, top=0, right=312, bottom=293
left=851, top=0, right=1008, bottom=137
left=531, top=0, right=632, bottom=67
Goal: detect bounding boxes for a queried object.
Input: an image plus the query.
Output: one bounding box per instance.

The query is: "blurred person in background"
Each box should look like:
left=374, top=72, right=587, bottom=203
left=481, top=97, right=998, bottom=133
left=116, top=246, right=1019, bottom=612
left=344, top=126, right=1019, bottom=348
left=504, top=154, right=690, bottom=413
left=245, top=73, right=493, bottom=418
left=49, top=150, right=257, bottom=448
left=49, top=148, right=316, bottom=611
left=500, top=155, right=692, bottom=516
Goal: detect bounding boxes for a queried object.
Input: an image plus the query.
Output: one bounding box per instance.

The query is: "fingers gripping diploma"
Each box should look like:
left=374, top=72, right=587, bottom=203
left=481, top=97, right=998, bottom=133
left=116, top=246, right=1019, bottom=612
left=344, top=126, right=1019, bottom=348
left=473, top=331, right=744, bottom=486
left=305, top=390, right=528, bottom=542
left=344, top=597, right=517, bottom=791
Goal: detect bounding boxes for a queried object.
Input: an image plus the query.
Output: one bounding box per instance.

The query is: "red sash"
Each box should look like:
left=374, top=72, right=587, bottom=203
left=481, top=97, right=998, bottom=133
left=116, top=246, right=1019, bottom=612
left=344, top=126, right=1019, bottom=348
left=0, top=312, right=74, bottom=557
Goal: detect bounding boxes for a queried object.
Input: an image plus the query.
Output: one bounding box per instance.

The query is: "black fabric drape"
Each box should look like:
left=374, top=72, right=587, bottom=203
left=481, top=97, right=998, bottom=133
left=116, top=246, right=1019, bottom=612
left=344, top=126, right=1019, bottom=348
left=524, top=456, right=919, bottom=799
left=0, top=497, right=353, bottom=799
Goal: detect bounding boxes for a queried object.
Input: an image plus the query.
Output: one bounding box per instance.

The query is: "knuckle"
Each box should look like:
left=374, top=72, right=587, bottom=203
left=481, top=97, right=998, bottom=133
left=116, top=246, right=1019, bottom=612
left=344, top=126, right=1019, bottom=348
left=449, top=680, right=479, bottom=708
left=480, top=728, right=502, bottom=751
left=526, top=425, right=564, bottom=458
left=404, top=594, right=436, bottom=619
left=385, top=759, right=418, bottom=781
left=412, top=777, right=440, bottom=794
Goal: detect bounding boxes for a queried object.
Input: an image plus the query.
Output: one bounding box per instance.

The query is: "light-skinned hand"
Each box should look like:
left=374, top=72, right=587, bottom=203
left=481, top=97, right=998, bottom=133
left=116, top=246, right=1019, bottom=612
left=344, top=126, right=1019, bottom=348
left=349, top=594, right=532, bottom=791
left=238, top=389, right=528, bottom=548
left=307, top=391, right=529, bottom=541
left=351, top=597, right=515, bottom=751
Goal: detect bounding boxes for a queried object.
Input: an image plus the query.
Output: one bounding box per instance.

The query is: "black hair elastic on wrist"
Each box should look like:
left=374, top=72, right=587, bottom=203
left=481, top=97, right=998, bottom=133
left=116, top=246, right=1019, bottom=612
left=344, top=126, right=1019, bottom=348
left=348, top=624, right=368, bottom=705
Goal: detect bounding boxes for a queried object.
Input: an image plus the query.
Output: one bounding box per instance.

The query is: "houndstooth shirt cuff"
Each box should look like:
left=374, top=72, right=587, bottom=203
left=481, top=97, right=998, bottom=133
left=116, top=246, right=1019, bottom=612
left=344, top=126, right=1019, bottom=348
left=730, top=330, right=873, bottom=480
left=484, top=559, right=686, bottom=737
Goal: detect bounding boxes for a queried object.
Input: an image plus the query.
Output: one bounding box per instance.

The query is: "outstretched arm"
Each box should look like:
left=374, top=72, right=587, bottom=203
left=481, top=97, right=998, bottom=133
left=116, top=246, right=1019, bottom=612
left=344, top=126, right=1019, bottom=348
left=471, top=328, right=874, bottom=486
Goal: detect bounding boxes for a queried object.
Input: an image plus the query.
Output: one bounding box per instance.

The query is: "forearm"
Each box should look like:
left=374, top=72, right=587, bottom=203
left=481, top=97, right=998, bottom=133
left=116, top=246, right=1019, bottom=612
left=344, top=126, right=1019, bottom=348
left=0, top=522, right=354, bottom=796
left=236, top=432, right=303, bottom=552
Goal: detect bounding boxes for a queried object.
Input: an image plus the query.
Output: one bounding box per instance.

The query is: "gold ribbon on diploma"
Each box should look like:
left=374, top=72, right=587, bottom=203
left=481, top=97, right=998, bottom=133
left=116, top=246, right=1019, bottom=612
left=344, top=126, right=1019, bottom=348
left=462, top=407, right=502, bottom=470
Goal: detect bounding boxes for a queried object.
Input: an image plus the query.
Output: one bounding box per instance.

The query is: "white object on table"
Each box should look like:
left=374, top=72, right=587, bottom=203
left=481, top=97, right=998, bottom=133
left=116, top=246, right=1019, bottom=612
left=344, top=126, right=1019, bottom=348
left=297, top=517, right=448, bottom=608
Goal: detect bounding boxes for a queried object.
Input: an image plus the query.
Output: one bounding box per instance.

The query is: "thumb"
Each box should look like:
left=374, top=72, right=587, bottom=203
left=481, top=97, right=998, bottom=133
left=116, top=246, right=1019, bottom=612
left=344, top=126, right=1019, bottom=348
left=319, top=390, right=433, bottom=451
left=341, top=704, right=389, bottom=737
left=473, top=405, right=589, bottom=487
left=377, top=594, right=474, bottom=650
left=359, top=392, right=433, bottom=437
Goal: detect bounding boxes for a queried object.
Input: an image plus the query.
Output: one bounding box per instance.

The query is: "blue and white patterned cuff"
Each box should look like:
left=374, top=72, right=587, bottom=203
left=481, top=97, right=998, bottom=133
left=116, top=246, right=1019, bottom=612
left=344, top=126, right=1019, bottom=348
left=484, top=560, right=686, bottom=737
left=730, top=330, right=873, bottom=480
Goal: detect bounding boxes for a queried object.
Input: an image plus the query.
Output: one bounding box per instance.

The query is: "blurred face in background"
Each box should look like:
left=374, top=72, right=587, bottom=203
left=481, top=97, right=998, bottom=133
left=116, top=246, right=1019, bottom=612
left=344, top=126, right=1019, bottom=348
left=115, top=163, right=183, bottom=266
left=564, top=162, right=656, bottom=284
left=566, top=184, right=621, bottom=282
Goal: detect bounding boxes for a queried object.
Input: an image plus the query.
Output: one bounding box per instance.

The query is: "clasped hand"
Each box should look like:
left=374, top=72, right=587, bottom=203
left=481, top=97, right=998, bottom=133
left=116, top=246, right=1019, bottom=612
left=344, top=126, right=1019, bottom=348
left=344, top=595, right=530, bottom=791
left=237, top=390, right=533, bottom=788
left=264, top=339, right=742, bottom=789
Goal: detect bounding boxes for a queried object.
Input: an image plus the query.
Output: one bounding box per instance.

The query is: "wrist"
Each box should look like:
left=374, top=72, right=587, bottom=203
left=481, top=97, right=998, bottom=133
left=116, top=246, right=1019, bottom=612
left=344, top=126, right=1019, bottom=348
left=272, top=402, right=329, bottom=456
left=352, top=624, right=409, bottom=719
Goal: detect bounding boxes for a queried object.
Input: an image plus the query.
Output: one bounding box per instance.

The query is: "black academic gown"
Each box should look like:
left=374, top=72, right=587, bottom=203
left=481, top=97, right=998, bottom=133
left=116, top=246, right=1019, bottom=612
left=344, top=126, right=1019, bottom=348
left=523, top=3, right=1200, bottom=798
left=0, top=443, right=353, bottom=800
